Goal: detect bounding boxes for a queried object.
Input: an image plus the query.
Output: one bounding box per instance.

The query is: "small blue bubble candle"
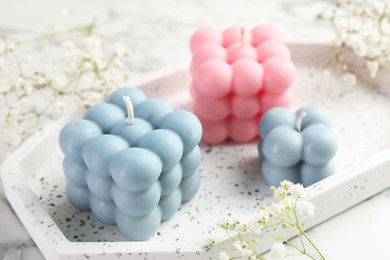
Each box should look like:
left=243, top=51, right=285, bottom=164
left=258, top=105, right=337, bottom=187
left=59, top=87, right=203, bottom=241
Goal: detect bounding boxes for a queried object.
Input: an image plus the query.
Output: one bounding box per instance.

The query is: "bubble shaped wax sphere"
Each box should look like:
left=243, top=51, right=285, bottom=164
left=251, top=24, right=284, bottom=47
left=229, top=117, right=259, bottom=143
left=135, top=99, right=174, bottom=128
left=231, top=58, right=263, bottom=96
left=82, top=134, right=129, bottom=177
left=115, top=206, right=161, bottom=241
left=62, top=157, right=87, bottom=187
left=256, top=39, right=291, bottom=63
left=262, top=160, right=300, bottom=187
left=159, top=110, right=202, bottom=153
left=296, top=105, right=332, bottom=130
left=59, top=119, right=102, bottom=162
left=190, top=27, right=223, bottom=53
left=263, top=56, right=296, bottom=94
left=159, top=189, right=182, bottom=221
left=158, top=164, right=182, bottom=196
left=111, top=118, right=153, bottom=146
left=190, top=43, right=227, bottom=75
left=90, top=195, right=116, bottom=225
left=138, top=129, right=184, bottom=171
left=189, top=25, right=295, bottom=144
left=194, top=59, right=232, bottom=98
left=223, top=26, right=253, bottom=47
left=301, top=161, right=335, bottom=187
left=111, top=182, right=161, bottom=217
left=180, top=171, right=201, bottom=202
left=259, top=107, right=296, bottom=138
left=66, top=183, right=90, bottom=211
left=85, top=170, right=114, bottom=201
left=180, top=146, right=202, bottom=178
left=108, top=87, right=147, bottom=113
left=262, top=126, right=303, bottom=167
left=302, top=124, right=338, bottom=166
left=84, top=103, right=125, bottom=133
left=109, top=147, right=162, bottom=193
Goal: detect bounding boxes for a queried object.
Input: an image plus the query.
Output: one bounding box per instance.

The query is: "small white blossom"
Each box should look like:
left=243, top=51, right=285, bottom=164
left=233, top=241, right=253, bottom=257
left=366, top=60, right=380, bottom=78
left=270, top=241, right=285, bottom=260
left=341, top=72, right=357, bottom=86
left=52, top=75, right=68, bottom=90
left=346, top=35, right=368, bottom=57
left=219, top=251, right=230, bottom=260
left=113, top=42, right=131, bottom=56
left=270, top=203, right=282, bottom=215
left=287, top=183, right=306, bottom=199
left=296, top=200, right=316, bottom=218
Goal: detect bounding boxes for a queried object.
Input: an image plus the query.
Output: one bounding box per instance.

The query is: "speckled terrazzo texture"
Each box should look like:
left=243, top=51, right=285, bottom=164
left=3, top=44, right=390, bottom=259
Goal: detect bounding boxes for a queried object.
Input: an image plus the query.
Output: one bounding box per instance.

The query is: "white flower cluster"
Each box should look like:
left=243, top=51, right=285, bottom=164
left=210, top=181, right=323, bottom=260
left=0, top=10, right=131, bottom=149
left=319, top=0, right=390, bottom=86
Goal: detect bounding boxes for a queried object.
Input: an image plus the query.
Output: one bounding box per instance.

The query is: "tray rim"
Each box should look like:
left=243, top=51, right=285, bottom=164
left=2, top=43, right=390, bottom=259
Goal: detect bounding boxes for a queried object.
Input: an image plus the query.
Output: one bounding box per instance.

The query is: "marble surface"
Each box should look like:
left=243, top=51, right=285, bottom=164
left=0, top=0, right=389, bottom=259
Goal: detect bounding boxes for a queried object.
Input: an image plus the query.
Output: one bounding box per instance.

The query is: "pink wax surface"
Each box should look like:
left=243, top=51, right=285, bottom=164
left=189, top=25, right=295, bottom=144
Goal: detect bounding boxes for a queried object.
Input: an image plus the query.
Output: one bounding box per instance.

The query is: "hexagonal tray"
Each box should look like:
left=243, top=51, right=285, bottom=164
left=2, top=44, right=390, bottom=259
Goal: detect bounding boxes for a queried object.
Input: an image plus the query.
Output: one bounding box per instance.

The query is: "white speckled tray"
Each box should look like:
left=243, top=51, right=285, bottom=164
left=1, top=44, right=390, bottom=260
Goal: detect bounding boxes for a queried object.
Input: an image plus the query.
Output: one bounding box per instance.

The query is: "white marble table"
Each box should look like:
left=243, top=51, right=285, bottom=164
left=0, top=0, right=389, bottom=259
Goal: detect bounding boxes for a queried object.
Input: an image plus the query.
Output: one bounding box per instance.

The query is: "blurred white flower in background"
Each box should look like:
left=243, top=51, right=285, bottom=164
left=0, top=9, right=132, bottom=149
left=319, top=0, right=390, bottom=88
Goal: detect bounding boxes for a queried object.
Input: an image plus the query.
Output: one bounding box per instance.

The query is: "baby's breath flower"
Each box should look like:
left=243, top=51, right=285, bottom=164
left=233, top=241, right=253, bottom=257
left=113, top=42, right=131, bottom=56
left=366, top=60, right=380, bottom=78
left=219, top=251, right=230, bottom=260
left=287, top=183, right=306, bottom=199
left=218, top=217, right=231, bottom=230
left=270, top=202, right=282, bottom=215
left=346, top=35, right=368, bottom=57
left=296, top=201, right=316, bottom=218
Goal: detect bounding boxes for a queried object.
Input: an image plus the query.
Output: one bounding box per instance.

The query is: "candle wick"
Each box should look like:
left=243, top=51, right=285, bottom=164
left=240, top=27, right=246, bottom=48
left=122, top=96, right=134, bottom=125
left=296, top=112, right=307, bottom=132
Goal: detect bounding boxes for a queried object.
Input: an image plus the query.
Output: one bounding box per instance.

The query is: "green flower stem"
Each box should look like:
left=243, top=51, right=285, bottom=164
left=298, top=227, right=326, bottom=260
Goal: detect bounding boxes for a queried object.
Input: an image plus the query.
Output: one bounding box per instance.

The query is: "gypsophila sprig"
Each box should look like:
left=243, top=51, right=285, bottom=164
left=209, top=181, right=325, bottom=260
left=318, top=0, right=390, bottom=86
left=0, top=9, right=131, bottom=149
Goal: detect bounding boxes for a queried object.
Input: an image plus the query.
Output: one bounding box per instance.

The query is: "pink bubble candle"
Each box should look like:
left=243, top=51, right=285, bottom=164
left=189, top=25, right=296, bottom=144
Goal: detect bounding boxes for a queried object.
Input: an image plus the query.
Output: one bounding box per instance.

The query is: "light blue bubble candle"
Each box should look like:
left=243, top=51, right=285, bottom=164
left=59, top=87, right=203, bottom=241
left=258, top=105, right=337, bottom=187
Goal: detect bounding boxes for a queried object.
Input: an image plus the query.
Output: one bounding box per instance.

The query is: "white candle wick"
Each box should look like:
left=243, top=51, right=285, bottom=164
left=240, top=27, right=246, bottom=48
left=296, top=112, right=307, bottom=132
left=123, top=96, right=134, bottom=125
